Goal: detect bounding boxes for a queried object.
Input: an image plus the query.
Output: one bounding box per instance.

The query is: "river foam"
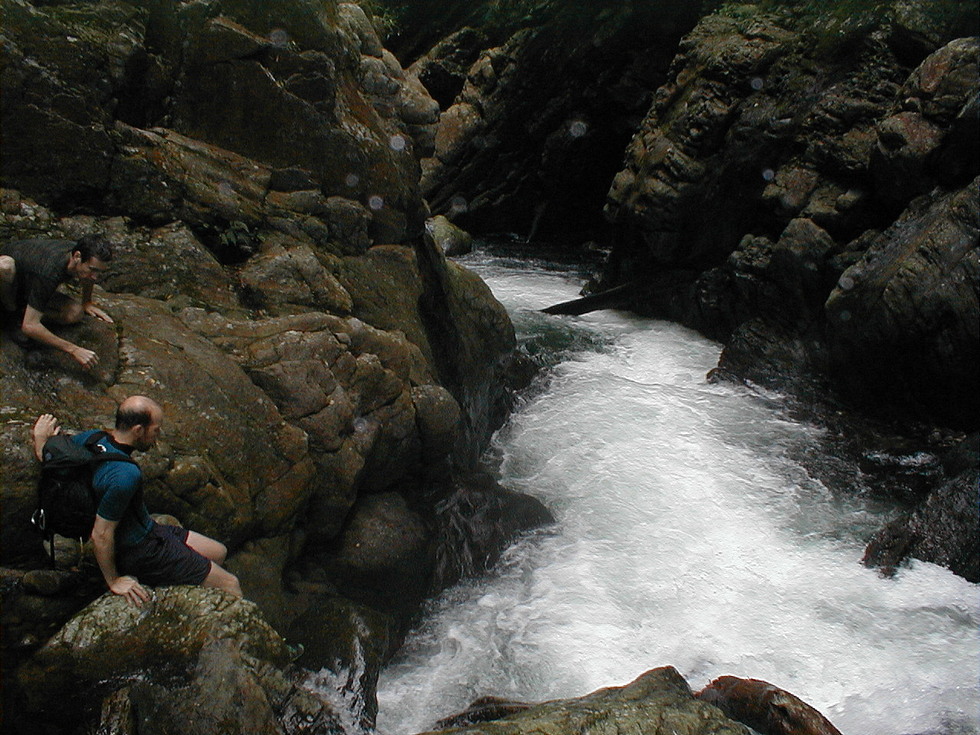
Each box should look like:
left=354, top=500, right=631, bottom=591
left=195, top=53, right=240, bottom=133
left=376, top=251, right=979, bottom=735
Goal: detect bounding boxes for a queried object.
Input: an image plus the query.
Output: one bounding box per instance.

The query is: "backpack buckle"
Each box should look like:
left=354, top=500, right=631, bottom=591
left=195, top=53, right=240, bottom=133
left=31, top=508, right=47, bottom=532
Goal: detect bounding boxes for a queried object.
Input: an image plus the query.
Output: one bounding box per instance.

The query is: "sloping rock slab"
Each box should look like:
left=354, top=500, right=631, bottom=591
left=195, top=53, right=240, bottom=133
left=17, top=586, right=343, bottom=734
left=421, top=666, right=748, bottom=735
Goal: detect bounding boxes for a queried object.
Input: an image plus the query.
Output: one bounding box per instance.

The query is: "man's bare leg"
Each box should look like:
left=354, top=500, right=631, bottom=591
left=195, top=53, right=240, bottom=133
left=185, top=530, right=241, bottom=597
left=185, top=530, right=228, bottom=564
left=0, top=255, right=16, bottom=312
left=202, top=561, right=242, bottom=597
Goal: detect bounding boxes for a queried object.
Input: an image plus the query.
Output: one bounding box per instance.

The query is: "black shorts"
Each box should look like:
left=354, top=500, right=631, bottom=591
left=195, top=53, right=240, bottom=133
left=117, top=523, right=212, bottom=587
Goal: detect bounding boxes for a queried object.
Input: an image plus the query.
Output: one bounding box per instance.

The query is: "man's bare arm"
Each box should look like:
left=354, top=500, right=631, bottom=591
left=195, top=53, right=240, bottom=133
left=91, top=515, right=150, bottom=607
left=20, top=305, right=99, bottom=369
left=80, top=282, right=112, bottom=323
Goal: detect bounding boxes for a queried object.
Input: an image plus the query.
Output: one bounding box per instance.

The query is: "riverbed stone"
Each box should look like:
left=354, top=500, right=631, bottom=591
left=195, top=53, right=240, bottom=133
left=419, top=666, right=749, bottom=734
left=427, top=214, right=474, bottom=256
left=696, top=676, right=843, bottom=735
left=317, top=491, right=432, bottom=618
left=863, top=467, right=980, bottom=583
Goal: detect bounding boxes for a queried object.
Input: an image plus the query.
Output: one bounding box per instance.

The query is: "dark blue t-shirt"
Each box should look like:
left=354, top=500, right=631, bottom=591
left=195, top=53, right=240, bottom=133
left=74, top=430, right=154, bottom=547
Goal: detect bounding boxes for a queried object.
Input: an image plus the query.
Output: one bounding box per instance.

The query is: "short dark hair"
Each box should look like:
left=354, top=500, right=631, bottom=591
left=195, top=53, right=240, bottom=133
left=116, top=405, right=152, bottom=431
left=74, top=234, right=113, bottom=263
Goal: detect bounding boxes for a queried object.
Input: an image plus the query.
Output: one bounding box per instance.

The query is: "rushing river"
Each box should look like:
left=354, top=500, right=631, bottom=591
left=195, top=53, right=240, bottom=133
left=374, top=249, right=979, bottom=735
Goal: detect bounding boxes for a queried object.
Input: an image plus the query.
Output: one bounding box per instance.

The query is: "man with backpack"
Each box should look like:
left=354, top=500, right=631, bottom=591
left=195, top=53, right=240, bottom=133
left=1, top=234, right=114, bottom=369
left=31, top=396, right=242, bottom=606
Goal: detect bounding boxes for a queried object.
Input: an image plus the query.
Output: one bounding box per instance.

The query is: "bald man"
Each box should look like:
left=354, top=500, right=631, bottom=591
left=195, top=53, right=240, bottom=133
left=32, top=397, right=241, bottom=606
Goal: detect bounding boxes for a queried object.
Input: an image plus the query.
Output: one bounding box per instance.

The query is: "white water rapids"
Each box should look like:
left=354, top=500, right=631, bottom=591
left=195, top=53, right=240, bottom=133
left=374, top=250, right=979, bottom=735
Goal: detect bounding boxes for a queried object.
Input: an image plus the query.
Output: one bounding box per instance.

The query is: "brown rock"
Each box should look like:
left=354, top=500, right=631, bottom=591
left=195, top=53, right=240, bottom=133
left=696, top=676, right=842, bottom=735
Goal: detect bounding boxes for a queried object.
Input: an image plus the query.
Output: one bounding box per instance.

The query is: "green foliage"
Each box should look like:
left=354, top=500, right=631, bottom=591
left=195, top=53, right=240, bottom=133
left=357, top=0, right=714, bottom=59
left=722, top=0, right=979, bottom=43
left=359, top=0, right=977, bottom=62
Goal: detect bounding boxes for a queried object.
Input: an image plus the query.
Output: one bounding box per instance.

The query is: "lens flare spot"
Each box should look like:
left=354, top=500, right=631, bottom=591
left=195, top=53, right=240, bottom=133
left=269, top=29, right=289, bottom=47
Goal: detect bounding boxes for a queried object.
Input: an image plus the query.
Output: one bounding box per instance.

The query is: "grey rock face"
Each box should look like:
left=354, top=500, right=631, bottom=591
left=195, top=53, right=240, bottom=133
left=602, top=8, right=978, bottom=427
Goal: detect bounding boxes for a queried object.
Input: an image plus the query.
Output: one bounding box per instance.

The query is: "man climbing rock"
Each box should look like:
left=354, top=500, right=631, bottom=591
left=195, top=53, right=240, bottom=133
left=31, top=396, right=242, bottom=606
left=0, top=235, right=113, bottom=368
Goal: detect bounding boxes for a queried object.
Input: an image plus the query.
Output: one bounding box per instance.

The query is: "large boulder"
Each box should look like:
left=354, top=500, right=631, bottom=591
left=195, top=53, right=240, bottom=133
left=337, top=237, right=519, bottom=458
left=1, top=0, right=438, bottom=245
left=696, top=676, right=843, bottom=735
left=14, top=587, right=342, bottom=734
left=0, top=0, right=146, bottom=203
left=0, top=293, right=315, bottom=564
left=864, top=464, right=980, bottom=583
left=871, top=37, right=980, bottom=201
left=177, top=306, right=453, bottom=544
left=419, top=666, right=749, bottom=735
left=409, top=26, right=489, bottom=110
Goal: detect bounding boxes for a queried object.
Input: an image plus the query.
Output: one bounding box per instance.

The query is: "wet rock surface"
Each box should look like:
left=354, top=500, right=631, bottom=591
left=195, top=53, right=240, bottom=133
left=0, top=2, right=547, bottom=732
left=420, top=666, right=750, bottom=735
left=419, top=6, right=700, bottom=243
left=13, top=587, right=344, bottom=735
left=696, top=676, right=843, bottom=735
left=601, top=11, right=978, bottom=431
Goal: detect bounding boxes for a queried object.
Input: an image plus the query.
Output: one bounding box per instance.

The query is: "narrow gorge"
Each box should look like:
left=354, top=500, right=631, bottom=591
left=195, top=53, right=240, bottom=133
left=1, top=1, right=976, bottom=734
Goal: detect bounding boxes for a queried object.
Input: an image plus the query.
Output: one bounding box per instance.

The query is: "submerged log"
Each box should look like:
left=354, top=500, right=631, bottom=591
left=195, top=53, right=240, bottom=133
left=542, top=280, right=641, bottom=315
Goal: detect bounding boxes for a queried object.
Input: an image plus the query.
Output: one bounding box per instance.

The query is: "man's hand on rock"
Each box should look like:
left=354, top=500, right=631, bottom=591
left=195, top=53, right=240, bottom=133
left=31, top=414, right=60, bottom=460
left=110, top=576, right=151, bottom=607
left=70, top=345, right=99, bottom=370
left=83, top=303, right=113, bottom=323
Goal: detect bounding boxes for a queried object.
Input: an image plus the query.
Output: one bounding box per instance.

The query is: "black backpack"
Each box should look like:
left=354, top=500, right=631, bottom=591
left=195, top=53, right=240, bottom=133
left=31, top=431, right=137, bottom=566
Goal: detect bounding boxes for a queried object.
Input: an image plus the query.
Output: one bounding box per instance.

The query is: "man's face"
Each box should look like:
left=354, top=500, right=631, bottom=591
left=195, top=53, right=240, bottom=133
left=72, top=253, right=108, bottom=283
left=134, top=409, right=163, bottom=451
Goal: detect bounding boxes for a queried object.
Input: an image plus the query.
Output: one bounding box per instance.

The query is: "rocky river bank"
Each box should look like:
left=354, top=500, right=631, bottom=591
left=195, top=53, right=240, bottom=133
left=1, top=1, right=976, bottom=733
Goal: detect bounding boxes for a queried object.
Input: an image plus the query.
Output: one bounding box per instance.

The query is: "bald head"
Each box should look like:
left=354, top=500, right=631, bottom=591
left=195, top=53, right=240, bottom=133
left=115, top=395, right=163, bottom=431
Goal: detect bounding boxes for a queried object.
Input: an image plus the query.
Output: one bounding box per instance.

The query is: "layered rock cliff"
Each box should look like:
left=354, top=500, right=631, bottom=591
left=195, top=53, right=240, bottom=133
left=601, top=8, right=978, bottom=430
left=0, top=1, right=548, bottom=731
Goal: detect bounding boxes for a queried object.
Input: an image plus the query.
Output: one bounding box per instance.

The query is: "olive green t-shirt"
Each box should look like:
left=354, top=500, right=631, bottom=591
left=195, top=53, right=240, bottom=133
left=0, top=238, right=73, bottom=311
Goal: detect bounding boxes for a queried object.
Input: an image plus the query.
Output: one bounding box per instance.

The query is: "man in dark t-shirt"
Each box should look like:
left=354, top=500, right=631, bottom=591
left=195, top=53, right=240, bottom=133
left=0, top=235, right=113, bottom=369
left=30, top=396, right=242, bottom=607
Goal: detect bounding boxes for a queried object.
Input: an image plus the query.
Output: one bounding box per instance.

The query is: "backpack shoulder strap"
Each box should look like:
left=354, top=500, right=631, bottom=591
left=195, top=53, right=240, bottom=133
left=83, top=431, right=138, bottom=466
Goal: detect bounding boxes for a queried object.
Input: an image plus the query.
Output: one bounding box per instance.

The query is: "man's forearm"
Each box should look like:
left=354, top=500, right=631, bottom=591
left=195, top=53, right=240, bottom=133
left=91, top=526, right=121, bottom=587
left=21, top=319, right=78, bottom=355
